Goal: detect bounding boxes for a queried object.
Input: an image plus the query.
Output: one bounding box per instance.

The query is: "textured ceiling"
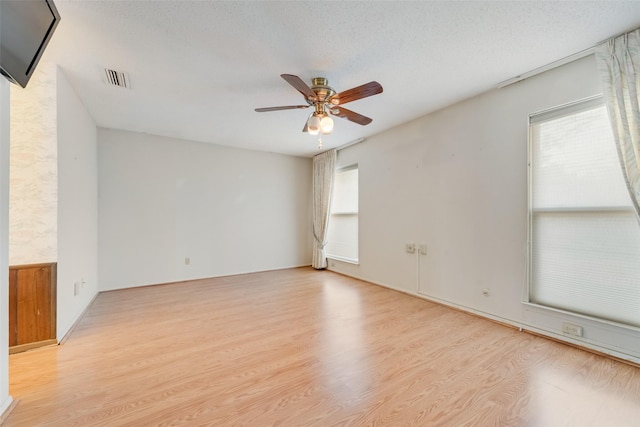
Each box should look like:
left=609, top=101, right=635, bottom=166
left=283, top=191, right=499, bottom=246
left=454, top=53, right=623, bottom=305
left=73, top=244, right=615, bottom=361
left=45, top=0, right=640, bottom=157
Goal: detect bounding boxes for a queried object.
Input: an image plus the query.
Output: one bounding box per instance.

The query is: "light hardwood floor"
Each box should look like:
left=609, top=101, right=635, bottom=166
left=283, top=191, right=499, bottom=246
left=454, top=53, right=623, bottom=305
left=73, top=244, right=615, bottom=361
left=6, top=267, right=640, bottom=426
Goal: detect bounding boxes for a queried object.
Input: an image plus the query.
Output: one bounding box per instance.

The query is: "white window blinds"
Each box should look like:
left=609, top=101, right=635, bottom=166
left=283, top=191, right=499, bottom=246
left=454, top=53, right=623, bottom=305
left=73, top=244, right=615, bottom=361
left=529, top=100, right=640, bottom=328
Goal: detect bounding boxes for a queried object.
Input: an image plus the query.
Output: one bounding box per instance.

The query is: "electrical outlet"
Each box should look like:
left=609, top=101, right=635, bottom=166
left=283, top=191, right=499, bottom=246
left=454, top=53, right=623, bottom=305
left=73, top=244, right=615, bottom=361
left=562, top=322, right=583, bottom=337
left=419, top=244, right=427, bottom=255
left=185, top=257, right=190, bottom=265
left=406, top=243, right=416, bottom=254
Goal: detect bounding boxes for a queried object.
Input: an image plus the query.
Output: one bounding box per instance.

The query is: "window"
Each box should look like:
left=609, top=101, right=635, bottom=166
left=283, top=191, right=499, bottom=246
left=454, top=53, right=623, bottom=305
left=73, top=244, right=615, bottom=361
left=326, top=165, right=358, bottom=263
left=529, top=97, right=640, bottom=328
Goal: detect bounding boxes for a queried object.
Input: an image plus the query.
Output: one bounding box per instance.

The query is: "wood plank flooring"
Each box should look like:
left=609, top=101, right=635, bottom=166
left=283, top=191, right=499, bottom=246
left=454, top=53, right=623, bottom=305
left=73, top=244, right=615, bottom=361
left=6, top=267, right=640, bottom=426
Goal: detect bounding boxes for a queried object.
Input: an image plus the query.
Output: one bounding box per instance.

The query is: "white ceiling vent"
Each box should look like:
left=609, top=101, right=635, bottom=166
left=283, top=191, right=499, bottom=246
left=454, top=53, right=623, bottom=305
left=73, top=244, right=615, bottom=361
left=104, top=69, right=130, bottom=89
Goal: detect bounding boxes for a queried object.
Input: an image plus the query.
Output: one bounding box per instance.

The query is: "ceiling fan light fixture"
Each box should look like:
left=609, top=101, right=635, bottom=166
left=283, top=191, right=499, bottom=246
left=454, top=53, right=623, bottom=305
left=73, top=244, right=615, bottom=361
left=320, top=115, right=334, bottom=134
left=307, top=115, right=321, bottom=135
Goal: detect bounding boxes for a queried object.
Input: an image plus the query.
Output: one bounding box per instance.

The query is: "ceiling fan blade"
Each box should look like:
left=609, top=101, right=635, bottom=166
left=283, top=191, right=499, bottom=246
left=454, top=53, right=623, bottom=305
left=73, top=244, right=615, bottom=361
left=281, top=74, right=317, bottom=101
left=302, top=121, right=308, bottom=132
left=329, top=81, right=383, bottom=106
left=330, top=106, right=373, bottom=126
left=255, top=105, right=309, bottom=112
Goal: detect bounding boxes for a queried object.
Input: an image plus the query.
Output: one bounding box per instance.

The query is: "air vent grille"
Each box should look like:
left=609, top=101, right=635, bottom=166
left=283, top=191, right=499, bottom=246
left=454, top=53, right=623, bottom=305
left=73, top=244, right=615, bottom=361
left=104, top=69, right=130, bottom=88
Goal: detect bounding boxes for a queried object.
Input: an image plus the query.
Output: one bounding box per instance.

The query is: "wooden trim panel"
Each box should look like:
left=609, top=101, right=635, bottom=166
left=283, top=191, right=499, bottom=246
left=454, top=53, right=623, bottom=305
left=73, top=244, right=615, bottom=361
left=8, top=262, right=57, bottom=353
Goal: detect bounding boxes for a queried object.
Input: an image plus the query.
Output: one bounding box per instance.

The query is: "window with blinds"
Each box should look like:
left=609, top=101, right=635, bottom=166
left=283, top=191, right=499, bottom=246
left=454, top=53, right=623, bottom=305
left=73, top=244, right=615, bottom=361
left=326, top=165, right=358, bottom=263
left=529, top=97, right=640, bottom=328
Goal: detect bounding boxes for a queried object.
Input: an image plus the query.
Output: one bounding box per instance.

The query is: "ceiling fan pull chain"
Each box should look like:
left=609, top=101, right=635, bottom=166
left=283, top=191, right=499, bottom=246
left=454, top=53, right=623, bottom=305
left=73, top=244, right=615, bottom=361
left=317, top=136, right=323, bottom=149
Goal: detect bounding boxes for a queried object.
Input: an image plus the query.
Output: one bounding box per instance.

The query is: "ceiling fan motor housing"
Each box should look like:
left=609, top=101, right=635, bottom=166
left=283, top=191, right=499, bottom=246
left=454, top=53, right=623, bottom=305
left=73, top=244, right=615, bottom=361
left=309, top=77, right=336, bottom=103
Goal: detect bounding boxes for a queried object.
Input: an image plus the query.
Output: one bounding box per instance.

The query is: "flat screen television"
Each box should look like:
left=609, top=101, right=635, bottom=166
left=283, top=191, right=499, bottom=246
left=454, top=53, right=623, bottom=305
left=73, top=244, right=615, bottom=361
left=0, top=0, right=61, bottom=88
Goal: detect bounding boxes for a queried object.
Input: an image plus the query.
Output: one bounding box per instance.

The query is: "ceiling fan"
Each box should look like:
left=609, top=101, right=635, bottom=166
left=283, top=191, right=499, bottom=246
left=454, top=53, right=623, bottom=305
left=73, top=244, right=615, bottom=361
left=255, top=74, right=383, bottom=136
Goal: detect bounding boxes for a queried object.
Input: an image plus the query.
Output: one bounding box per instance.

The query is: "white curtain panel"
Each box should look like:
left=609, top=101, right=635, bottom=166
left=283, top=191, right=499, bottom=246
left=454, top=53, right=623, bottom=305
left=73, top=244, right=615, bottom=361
left=596, top=28, right=640, bottom=219
left=311, top=149, right=336, bottom=269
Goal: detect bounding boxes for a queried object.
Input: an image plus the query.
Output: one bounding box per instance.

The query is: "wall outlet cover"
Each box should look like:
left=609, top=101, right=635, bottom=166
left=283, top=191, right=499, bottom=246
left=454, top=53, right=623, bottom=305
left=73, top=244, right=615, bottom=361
left=562, top=322, right=583, bottom=337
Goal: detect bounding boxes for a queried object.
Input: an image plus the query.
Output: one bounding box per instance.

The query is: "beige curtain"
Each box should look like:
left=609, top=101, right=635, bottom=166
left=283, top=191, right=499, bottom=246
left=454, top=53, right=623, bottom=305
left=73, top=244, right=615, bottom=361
left=595, top=28, right=640, bottom=219
left=312, top=149, right=336, bottom=269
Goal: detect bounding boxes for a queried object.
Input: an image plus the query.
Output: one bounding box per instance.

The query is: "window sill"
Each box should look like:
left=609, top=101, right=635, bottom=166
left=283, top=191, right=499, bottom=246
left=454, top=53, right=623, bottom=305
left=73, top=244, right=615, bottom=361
left=327, top=255, right=359, bottom=265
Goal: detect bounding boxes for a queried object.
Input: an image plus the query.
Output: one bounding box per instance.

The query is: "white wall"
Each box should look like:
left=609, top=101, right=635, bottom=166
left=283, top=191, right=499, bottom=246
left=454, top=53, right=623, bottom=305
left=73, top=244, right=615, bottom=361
left=0, top=77, right=14, bottom=418
left=330, top=55, right=640, bottom=363
left=56, top=68, right=98, bottom=340
left=98, top=129, right=312, bottom=290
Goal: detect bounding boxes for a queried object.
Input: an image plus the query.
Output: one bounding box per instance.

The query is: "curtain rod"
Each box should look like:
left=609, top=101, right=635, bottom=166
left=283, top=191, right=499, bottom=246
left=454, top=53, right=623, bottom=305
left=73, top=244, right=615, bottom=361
left=496, top=46, right=595, bottom=89
left=337, top=137, right=365, bottom=151
left=496, top=26, right=637, bottom=89
left=313, top=137, right=365, bottom=158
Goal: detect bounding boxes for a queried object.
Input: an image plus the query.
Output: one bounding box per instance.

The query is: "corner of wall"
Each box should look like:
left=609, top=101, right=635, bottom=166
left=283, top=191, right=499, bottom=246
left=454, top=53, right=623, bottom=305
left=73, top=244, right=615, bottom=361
left=56, top=68, right=99, bottom=340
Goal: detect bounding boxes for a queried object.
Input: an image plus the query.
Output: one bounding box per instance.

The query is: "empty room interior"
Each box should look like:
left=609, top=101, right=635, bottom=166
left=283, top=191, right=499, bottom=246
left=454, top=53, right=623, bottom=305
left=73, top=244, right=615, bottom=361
left=1, top=1, right=640, bottom=425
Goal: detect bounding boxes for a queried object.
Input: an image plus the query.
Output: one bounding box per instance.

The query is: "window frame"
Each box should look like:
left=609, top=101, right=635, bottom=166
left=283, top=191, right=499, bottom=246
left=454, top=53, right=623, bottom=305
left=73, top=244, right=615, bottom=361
left=326, top=164, right=359, bottom=265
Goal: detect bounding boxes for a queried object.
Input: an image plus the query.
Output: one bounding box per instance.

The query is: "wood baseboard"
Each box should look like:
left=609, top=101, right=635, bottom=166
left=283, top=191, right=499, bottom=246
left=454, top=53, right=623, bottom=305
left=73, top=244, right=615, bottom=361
left=59, top=292, right=99, bottom=345
left=0, top=398, right=18, bottom=424
left=9, top=339, right=57, bottom=355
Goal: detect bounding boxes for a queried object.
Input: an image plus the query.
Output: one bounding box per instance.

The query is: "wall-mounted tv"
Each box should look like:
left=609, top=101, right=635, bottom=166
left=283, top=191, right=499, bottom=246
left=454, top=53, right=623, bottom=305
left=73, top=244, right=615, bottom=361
left=0, top=0, right=61, bottom=88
